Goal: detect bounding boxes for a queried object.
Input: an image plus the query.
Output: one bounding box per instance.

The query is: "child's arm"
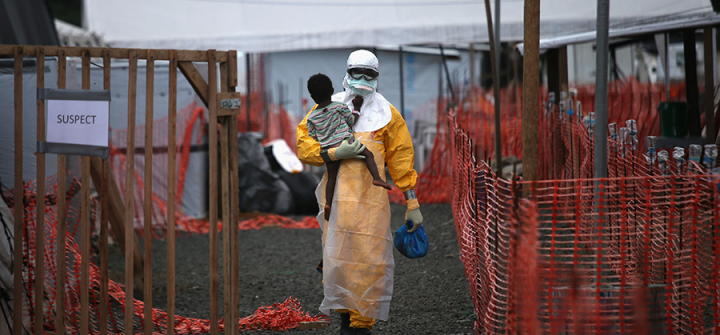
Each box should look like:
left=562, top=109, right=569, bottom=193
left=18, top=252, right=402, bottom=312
left=348, top=96, right=363, bottom=127
left=342, top=105, right=359, bottom=128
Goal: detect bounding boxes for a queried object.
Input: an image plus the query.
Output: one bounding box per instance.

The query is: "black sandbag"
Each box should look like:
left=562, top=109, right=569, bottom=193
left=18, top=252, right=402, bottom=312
left=264, top=145, right=320, bottom=216
left=237, top=132, right=294, bottom=215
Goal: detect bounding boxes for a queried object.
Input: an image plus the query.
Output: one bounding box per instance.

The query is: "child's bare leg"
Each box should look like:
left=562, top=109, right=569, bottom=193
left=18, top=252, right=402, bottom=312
left=361, top=148, right=392, bottom=190
left=324, top=161, right=341, bottom=221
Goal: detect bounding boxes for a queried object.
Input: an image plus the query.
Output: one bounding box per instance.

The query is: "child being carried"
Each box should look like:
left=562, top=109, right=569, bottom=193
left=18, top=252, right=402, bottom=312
left=305, top=73, right=392, bottom=221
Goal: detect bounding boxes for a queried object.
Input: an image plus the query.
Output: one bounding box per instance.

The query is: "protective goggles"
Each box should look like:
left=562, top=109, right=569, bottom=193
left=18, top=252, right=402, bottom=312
left=347, top=68, right=379, bottom=81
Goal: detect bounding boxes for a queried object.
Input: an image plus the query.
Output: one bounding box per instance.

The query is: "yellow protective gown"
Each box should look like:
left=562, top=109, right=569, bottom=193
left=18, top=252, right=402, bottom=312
left=296, top=102, right=417, bottom=321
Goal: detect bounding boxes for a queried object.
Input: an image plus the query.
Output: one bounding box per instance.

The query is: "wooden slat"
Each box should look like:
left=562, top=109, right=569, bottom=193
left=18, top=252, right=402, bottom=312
left=55, top=49, right=67, bottom=335
left=166, top=49, right=178, bottom=335
left=143, top=49, right=155, bottom=335
left=177, top=61, right=209, bottom=106
left=208, top=49, right=220, bottom=335
left=227, top=63, right=240, bottom=335
left=99, top=48, right=111, bottom=335
left=219, top=62, right=232, bottom=335
left=125, top=49, right=139, bottom=335
left=80, top=49, right=91, bottom=335
left=34, top=48, right=46, bottom=335
left=88, top=156, right=146, bottom=292
left=12, top=45, right=23, bottom=335
left=229, top=115, right=240, bottom=335
left=0, top=45, right=230, bottom=62
left=228, top=50, right=238, bottom=88
left=522, top=0, right=540, bottom=189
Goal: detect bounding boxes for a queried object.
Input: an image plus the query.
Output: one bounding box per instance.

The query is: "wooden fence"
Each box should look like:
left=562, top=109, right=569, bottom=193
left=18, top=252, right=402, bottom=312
left=2, top=45, right=240, bottom=335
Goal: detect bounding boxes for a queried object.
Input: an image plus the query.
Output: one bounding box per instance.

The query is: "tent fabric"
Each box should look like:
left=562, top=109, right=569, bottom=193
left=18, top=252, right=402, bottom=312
left=84, top=0, right=713, bottom=53
left=517, top=12, right=720, bottom=54
left=0, top=0, right=59, bottom=45
left=55, top=19, right=108, bottom=47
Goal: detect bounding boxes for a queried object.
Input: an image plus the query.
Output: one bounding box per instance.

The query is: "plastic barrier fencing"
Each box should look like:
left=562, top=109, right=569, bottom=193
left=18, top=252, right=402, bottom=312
left=2, top=177, right=324, bottom=334
left=412, top=79, right=688, bottom=203
left=451, top=116, right=720, bottom=334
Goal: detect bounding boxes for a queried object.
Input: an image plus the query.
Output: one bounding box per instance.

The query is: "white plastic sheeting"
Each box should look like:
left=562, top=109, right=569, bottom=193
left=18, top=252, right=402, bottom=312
left=55, top=19, right=108, bottom=47
left=517, top=13, right=720, bottom=54
left=83, top=0, right=714, bottom=53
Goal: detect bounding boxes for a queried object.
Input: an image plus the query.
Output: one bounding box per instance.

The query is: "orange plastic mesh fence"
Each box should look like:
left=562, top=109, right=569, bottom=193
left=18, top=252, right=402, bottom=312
left=410, top=80, right=687, bottom=204
left=450, top=111, right=720, bottom=334
left=3, top=175, right=327, bottom=334
left=4, top=98, right=327, bottom=333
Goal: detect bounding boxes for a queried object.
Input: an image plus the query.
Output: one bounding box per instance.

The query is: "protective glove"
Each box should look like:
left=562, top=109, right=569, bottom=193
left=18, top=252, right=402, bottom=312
left=331, top=138, right=366, bottom=160
left=405, top=198, right=424, bottom=233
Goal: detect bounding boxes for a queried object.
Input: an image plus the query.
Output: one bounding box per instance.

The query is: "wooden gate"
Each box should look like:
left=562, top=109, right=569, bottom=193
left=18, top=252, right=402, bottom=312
left=1, top=45, right=241, bottom=335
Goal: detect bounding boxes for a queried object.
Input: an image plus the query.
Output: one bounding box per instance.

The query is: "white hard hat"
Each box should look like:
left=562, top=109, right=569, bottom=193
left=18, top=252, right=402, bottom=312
left=347, top=49, right=379, bottom=72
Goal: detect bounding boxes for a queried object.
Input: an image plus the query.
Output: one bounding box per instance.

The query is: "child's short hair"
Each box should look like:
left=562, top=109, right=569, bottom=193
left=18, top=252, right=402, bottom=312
left=307, top=73, right=334, bottom=104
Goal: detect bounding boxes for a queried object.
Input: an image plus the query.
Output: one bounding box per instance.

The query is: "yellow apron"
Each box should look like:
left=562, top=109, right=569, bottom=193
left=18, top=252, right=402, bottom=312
left=297, top=98, right=417, bottom=321
left=316, top=131, right=394, bottom=321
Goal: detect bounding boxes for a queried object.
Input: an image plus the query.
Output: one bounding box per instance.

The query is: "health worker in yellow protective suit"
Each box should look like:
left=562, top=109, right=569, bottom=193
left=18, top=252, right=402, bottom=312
left=296, top=50, right=424, bottom=335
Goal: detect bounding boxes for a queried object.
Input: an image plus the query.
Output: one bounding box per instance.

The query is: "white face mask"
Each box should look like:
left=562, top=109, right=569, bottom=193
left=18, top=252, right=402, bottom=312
left=348, top=77, right=377, bottom=96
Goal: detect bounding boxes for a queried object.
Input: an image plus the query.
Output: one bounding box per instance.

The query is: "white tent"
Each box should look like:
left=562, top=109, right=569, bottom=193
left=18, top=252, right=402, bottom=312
left=517, top=13, right=720, bottom=54
left=83, top=0, right=716, bottom=169
left=84, top=0, right=714, bottom=53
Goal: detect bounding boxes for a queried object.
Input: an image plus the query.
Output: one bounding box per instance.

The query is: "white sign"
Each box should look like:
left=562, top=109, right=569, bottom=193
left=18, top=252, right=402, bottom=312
left=47, top=100, right=110, bottom=147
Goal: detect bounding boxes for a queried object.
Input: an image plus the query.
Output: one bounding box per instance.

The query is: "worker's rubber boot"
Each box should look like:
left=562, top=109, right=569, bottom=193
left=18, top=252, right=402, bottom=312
left=340, top=315, right=371, bottom=334
left=339, top=312, right=351, bottom=333
left=347, top=327, right=371, bottom=335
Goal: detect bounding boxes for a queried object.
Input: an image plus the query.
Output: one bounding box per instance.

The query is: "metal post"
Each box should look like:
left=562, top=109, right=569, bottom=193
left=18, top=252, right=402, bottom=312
left=705, top=26, right=717, bottom=144
left=246, top=53, right=252, bottom=132
left=299, top=77, right=304, bottom=114
left=495, top=0, right=502, bottom=176
left=439, top=44, right=456, bottom=103
left=495, top=0, right=501, bottom=81
left=399, top=46, right=405, bottom=119
left=594, top=0, right=610, bottom=180
left=665, top=33, right=670, bottom=102
left=469, top=43, right=475, bottom=88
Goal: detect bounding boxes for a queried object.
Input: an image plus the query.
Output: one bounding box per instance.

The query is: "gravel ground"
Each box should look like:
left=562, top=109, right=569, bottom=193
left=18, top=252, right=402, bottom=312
left=107, top=203, right=475, bottom=334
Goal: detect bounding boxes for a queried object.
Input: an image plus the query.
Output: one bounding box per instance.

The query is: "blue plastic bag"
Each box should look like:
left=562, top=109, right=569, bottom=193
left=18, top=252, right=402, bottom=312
left=394, top=220, right=429, bottom=259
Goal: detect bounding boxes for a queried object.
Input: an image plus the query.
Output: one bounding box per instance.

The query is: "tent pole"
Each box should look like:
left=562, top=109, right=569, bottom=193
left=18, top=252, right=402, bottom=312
left=495, top=0, right=501, bottom=83
left=683, top=28, right=701, bottom=137
left=704, top=26, right=717, bottom=144
left=665, top=33, right=670, bottom=102
left=439, top=44, right=456, bottom=103
left=246, top=53, right=252, bottom=132
left=469, top=43, right=475, bottom=89
left=399, top=46, right=405, bottom=119
left=594, top=0, right=610, bottom=186
left=522, top=0, right=540, bottom=189
left=484, top=0, right=502, bottom=176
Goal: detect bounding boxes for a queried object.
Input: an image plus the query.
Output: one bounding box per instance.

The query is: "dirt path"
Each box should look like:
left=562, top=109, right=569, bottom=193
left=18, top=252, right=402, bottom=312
left=107, top=203, right=475, bottom=334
